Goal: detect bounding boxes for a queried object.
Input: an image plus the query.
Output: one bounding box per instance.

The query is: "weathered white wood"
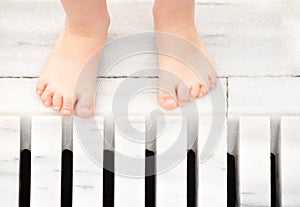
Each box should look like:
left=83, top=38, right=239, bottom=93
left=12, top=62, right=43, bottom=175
left=0, top=116, right=20, bottom=207
left=114, top=116, right=145, bottom=207
left=198, top=115, right=227, bottom=206
left=31, top=116, right=62, bottom=207
left=229, top=77, right=300, bottom=117
left=238, top=117, right=271, bottom=206
left=73, top=116, right=104, bottom=207
left=0, top=78, right=226, bottom=115
left=280, top=117, right=300, bottom=206
left=1, top=0, right=299, bottom=77
left=156, top=116, right=187, bottom=207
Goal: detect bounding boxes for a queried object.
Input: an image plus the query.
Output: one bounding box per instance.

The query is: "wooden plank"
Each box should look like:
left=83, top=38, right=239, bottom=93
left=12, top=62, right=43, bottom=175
left=197, top=115, right=227, bottom=206
left=0, top=116, right=20, bottom=207
left=280, top=117, right=300, bottom=206
left=156, top=116, right=187, bottom=207
left=31, top=116, right=62, bottom=207
left=1, top=1, right=299, bottom=77
left=114, top=116, right=145, bottom=207
left=0, top=78, right=226, bottom=115
left=229, top=77, right=300, bottom=117
left=238, top=117, right=271, bottom=206
left=73, top=116, right=104, bottom=207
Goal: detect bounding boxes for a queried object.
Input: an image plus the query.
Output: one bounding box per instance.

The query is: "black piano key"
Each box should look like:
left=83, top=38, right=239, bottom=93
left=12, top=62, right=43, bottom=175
left=61, top=149, right=73, bottom=207
left=145, top=149, right=156, bottom=207
left=19, top=149, right=31, bottom=207
left=227, top=153, right=236, bottom=207
left=187, top=150, right=196, bottom=207
left=271, top=153, right=276, bottom=207
left=103, top=150, right=114, bottom=207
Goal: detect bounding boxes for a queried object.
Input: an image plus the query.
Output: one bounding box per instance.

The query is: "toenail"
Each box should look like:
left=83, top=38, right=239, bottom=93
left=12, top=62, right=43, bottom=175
left=44, top=101, right=50, bottom=106
left=164, top=98, right=176, bottom=105
left=37, top=90, right=42, bottom=95
left=62, top=109, right=71, bottom=114
left=53, top=106, right=60, bottom=110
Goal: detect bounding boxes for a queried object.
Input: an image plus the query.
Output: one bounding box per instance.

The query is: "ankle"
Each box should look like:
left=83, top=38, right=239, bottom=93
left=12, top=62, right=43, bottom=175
left=65, top=12, right=110, bottom=39
left=152, top=1, right=195, bottom=27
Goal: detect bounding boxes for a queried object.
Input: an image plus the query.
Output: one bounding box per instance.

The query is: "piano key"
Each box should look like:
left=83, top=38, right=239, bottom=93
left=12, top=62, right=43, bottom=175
left=61, top=150, right=73, bottom=207
left=187, top=150, right=196, bottom=207
left=114, top=116, right=145, bottom=207
left=103, top=150, right=114, bottom=207
left=73, top=116, right=104, bottom=207
left=145, top=116, right=156, bottom=207
left=145, top=149, right=155, bottom=207
left=61, top=117, right=73, bottom=207
left=31, top=116, right=62, bottom=207
left=197, top=116, right=227, bottom=206
left=19, top=149, right=31, bottom=207
left=0, top=116, right=20, bottom=207
left=156, top=116, right=187, bottom=207
left=238, top=117, right=271, bottom=206
left=19, top=116, right=31, bottom=207
left=103, top=115, right=115, bottom=207
left=280, top=117, right=300, bottom=206
left=227, top=153, right=236, bottom=207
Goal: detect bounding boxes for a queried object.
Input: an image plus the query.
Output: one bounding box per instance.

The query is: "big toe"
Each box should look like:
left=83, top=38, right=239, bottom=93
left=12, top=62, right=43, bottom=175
left=158, top=90, right=177, bottom=110
left=36, top=79, right=48, bottom=96
left=61, top=95, right=74, bottom=116
left=75, top=95, right=95, bottom=118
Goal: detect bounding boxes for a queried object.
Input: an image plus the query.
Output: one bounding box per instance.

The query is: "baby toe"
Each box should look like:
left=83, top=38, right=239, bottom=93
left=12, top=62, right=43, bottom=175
left=75, top=95, right=95, bottom=118
left=41, top=87, right=54, bottom=106
left=190, top=84, right=201, bottom=98
left=52, top=92, right=63, bottom=111
left=158, top=90, right=177, bottom=110
left=61, top=95, right=74, bottom=116
left=36, top=79, right=48, bottom=96
left=177, top=84, right=190, bottom=105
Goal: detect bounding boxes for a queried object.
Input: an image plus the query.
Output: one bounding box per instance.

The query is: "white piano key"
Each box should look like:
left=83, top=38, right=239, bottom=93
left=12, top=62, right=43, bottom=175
left=114, top=116, right=145, bottom=207
left=238, top=117, right=271, bottom=206
left=280, top=117, right=300, bottom=206
left=0, top=116, right=20, bottom=207
left=73, top=116, right=104, bottom=207
left=31, top=116, right=62, bottom=207
left=156, top=116, right=187, bottom=207
left=198, top=116, right=227, bottom=206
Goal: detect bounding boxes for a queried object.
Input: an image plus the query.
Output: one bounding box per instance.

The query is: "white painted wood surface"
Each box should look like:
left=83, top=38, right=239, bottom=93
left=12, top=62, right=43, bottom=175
left=198, top=116, right=227, bottom=206
left=0, top=116, right=20, bottom=207
left=73, top=116, right=104, bottom=207
left=114, top=116, right=145, bottom=207
left=156, top=116, right=188, bottom=207
left=0, top=78, right=226, bottom=115
left=280, top=117, right=300, bottom=207
left=238, top=117, right=271, bottom=207
left=31, top=116, right=62, bottom=207
left=229, top=77, right=300, bottom=117
left=1, top=0, right=299, bottom=77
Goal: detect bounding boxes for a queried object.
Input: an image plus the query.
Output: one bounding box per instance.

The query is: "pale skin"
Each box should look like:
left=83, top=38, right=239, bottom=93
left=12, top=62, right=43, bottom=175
left=36, top=0, right=217, bottom=118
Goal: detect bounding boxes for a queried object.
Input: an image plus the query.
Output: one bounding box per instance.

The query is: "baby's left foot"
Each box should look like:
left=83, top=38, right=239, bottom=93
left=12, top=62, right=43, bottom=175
left=153, top=2, right=217, bottom=110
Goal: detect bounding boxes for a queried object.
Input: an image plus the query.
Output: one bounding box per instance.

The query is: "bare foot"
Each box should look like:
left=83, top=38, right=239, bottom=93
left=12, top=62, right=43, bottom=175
left=36, top=19, right=109, bottom=117
left=153, top=1, right=217, bottom=110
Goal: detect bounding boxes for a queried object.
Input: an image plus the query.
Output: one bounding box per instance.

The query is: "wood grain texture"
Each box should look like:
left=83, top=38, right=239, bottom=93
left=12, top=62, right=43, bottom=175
left=0, top=78, right=226, bottom=115
left=1, top=0, right=299, bottom=77
left=280, top=117, right=300, bottom=207
left=0, top=116, right=20, bottom=207
left=197, top=116, right=227, bottom=206
left=238, top=117, right=271, bottom=207
left=30, top=116, right=62, bottom=207
left=73, top=116, right=104, bottom=207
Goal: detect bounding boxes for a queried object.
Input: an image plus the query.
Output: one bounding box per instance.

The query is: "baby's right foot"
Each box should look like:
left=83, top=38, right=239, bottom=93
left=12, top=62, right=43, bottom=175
left=36, top=16, right=110, bottom=117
